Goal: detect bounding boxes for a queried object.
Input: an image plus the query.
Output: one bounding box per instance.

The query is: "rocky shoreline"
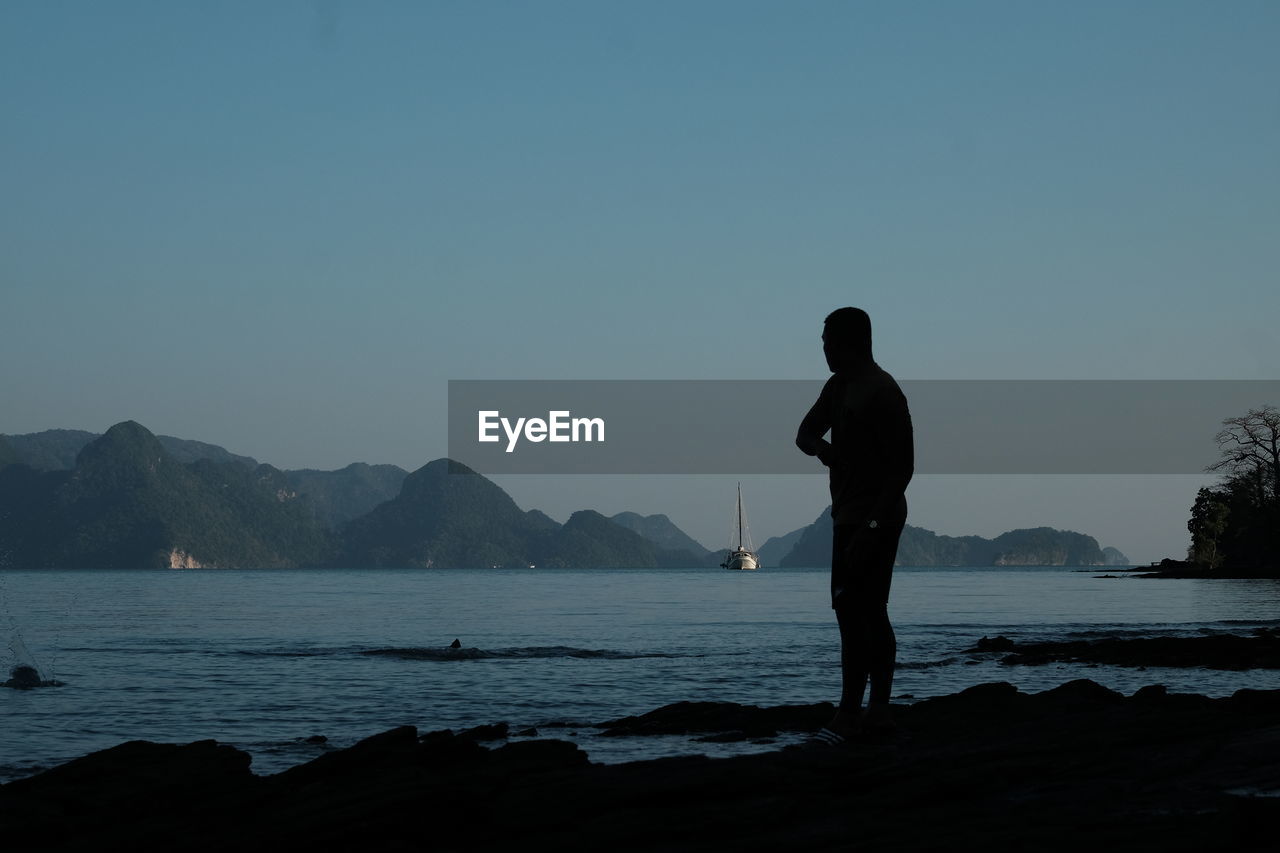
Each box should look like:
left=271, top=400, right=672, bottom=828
left=1119, top=558, right=1280, bottom=580
left=970, top=628, right=1280, bottom=670
left=3, top=674, right=1278, bottom=851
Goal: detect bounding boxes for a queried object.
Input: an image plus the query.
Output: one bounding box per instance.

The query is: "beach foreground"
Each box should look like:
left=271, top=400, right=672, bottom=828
left=2, top=678, right=1278, bottom=851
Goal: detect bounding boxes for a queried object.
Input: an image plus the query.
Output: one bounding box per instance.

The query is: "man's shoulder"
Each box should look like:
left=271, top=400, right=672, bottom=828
left=816, top=372, right=846, bottom=402
left=872, top=365, right=906, bottom=396
left=842, top=364, right=905, bottom=394
left=859, top=366, right=909, bottom=413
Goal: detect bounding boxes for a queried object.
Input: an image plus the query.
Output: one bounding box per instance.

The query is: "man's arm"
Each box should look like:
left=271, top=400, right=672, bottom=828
left=796, top=377, right=836, bottom=467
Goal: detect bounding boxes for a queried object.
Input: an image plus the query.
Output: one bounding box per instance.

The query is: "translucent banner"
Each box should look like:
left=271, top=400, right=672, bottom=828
left=447, top=379, right=1279, bottom=475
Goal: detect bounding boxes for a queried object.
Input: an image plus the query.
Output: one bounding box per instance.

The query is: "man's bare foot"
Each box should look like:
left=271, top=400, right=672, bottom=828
left=862, top=703, right=895, bottom=732
left=824, top=708, right=862, bottom=739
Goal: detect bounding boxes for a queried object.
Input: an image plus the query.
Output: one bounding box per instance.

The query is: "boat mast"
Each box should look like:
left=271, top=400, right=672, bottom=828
left=737, top=482, right=743, bottom=550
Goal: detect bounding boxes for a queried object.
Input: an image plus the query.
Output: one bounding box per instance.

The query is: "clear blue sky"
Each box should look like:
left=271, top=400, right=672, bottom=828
left=3, top=2, right=1277, bottom=561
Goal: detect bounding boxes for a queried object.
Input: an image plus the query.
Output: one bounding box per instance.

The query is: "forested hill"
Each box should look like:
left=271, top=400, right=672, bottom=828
left=609, top=512, right=711, bottom=557
left=338, top=460, right=704, bottom=568
left=285, top=464, right=408, bottom=528
left=777, top=507, right=1129, bottom=568
left=1, top=428, right=408, bottom=529
left=0, top=421, right=331, bottom=569
left=2, top=428, right=260, bottom=471
left=0, top=435, right=17, bottom=470
left=0, top=422, right=700, bottom=569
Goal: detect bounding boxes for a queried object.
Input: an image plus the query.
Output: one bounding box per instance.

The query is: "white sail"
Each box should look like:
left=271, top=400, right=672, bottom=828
left=736, top=484, right=755, bottom=552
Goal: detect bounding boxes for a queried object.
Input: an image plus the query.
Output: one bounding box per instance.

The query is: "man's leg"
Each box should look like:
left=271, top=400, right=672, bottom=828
left=861, top=601, right=897, bottom=728
left=861, top=519, right=901, bottom=728
left=831, top=522, right=900, bottom=732
left=835, top=598, right=895, bottom=702
left=835, top=602, right=870, bottom=713
left=826, top=524, right=862, bottom=735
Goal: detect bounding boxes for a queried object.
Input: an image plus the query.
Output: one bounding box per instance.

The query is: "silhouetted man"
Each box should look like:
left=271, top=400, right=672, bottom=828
left=797, top=307, right=913, bottom=740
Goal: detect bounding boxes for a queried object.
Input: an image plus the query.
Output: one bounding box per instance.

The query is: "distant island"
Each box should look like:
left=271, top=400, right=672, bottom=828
left=1, top=422, right=1125, bottom=569
left=767, top=508, right=1129, bottom=568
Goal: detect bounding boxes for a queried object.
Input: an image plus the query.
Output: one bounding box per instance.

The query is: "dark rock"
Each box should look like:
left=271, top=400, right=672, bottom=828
left=5, top=682, right=1280, bottom=851
left=1134, top=558, right=1206, bottom=577
left=275, top=725, right=419, bottom=783
left=694, top=731, right=754, bottom=743
left=1039, top=679, right=1125, bottom=704
left=973, top=635, right=1017, bottom=652
left=418, top=727, right=453, bottom=741
left=600, top=700, right=831, bottom=737
left=3, top=665, right=43, bottom=689
left=976, top=631, right=1280, bottom=669
left=1132, top=684, right=1168, bottom=703
left=1228, top=688, right=1280, bottom=714
left=4, top=739, right=252, bottom=800
left=351, top=724, right=419, bottom=750
left=459, top=722, right=509, bottom=741
left=883, top=682, right=1021, bottom=733
left=417, top=730, right=488, bottom=765
left=491, top=739, right=589, bottom=769
left=960, top=681, right=1020, bottom=699
left=1, top=739, right=254, bottom=848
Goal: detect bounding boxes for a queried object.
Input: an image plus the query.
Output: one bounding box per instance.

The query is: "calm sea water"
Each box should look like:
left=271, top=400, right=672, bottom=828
left=2, top=567, right=1279, bottom=782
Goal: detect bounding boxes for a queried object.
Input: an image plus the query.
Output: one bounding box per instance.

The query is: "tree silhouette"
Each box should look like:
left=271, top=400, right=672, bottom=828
left=1188, top=405, right=1280, bottom=572
left=1187, top=487, right=1230, bottom=569
left=1208, top=405, right=1280, bottom=504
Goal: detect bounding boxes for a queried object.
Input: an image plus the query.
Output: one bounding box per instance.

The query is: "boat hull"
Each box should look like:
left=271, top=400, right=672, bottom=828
left=722, top=550, right=759, bottom=571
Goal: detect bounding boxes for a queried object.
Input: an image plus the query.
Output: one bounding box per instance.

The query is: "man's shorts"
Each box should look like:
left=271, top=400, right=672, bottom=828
left=831, top=518, right=905, bottom=610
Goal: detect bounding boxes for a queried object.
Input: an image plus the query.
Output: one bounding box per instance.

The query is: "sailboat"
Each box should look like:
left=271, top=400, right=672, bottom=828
left=721, top=482, right=760, bottom=571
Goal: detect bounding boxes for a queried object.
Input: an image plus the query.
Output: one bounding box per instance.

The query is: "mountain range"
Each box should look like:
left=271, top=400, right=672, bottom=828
left=0, top=423, right=1127, bottom=569
left=1, top=427, right=406, bottom=529
left=769, top=507, right=1129, bottom=567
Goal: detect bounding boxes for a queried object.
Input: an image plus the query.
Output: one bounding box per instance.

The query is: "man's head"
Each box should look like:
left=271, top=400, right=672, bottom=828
left=822, top=307, right=872, bottom=372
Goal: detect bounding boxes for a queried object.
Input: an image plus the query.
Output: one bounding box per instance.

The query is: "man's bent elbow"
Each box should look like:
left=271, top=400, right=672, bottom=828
left=796, top=431, right=824, bottom=457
